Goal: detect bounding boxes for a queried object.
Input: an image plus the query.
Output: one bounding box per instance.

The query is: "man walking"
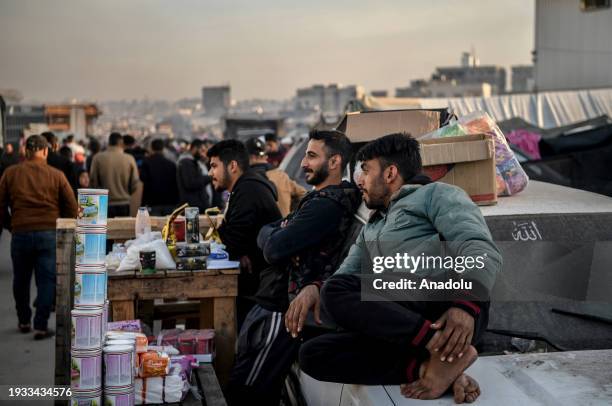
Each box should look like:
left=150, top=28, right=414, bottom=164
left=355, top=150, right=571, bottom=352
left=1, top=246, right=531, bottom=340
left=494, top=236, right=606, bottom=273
left=0, top=135, right=78, bottom=339
left=90, top=132, right=140, bottom=217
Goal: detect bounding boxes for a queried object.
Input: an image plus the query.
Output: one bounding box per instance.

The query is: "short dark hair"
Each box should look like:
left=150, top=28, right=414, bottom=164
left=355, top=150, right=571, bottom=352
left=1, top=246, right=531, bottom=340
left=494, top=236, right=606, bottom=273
left=190, top=139, right=204, bottom=150
left=356, top=133, right=421, bottom=183
left=264, top=133, right=278, bottom=142
left=207, top=139, right=249, bottom=172
left=25, top=134, right=48, bottom=152
left=309, top=130, right=352, bottom=166
left=123, top=134, right=135, bottom=147
left=151, top=139, right=164, bottom=152
left=41, top=131, right=56, bottom=145
left=108, top=132, right=123, bottom=146
left=59, top=145, right=73, bottom=158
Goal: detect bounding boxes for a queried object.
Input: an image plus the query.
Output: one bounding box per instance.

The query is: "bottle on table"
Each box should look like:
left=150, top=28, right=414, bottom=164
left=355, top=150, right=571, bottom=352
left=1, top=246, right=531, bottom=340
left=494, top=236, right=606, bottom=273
left=135, top=207, right=151, bottom=238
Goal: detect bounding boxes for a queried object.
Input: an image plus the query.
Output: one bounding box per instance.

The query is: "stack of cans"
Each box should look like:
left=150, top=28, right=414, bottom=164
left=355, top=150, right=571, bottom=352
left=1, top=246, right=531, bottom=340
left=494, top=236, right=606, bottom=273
left=71, top=189, right=109, bottom=406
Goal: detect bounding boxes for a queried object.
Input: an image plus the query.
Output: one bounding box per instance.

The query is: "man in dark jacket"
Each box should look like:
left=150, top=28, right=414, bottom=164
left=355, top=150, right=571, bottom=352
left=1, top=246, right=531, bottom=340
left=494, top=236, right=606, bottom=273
left=226, top=130, right=362, bottom=406
left=141, top=139, right=179, bottom=215
left=177, top=139, right=214, bottom=211
left=207, top=140, right=282, bottom=326
left=41, top=132, right=75, bottom=186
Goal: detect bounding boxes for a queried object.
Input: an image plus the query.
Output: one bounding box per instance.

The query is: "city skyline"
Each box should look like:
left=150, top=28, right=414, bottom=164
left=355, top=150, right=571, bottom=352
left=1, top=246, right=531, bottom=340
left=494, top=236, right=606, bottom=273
left=0, top=0, right=534, bottom=103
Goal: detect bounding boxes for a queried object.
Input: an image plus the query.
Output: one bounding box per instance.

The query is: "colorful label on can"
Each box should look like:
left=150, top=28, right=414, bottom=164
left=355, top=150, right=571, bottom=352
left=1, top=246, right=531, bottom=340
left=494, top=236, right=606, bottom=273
left=70, top=393, right=102, bottom=406
left=74, top=272, right=107, bottom=305
left=71, top=353, right=102, bottom=390
left=78, top=194, right=108, bottom=225
left=72, top=312, right=102, bottom=349
left=75, top=232, right=107, bottom=264
left=103, top=390, right=135, bottom=406
left=104, top=352, right=134, bottom=387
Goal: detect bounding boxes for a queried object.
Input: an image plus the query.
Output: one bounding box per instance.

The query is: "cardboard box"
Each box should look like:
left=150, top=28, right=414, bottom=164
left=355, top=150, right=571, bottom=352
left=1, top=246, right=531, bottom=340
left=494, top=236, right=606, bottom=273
left=420, top=134, right=497, bottom=205
left=336, top=109, right=442, bottom=142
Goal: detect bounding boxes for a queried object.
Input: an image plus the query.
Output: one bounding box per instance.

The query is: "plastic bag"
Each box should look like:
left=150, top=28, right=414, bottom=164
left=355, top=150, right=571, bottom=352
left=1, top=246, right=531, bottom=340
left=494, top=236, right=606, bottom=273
left=422, top=111, right=529, bottom=196
left=117, top=233, right=176, bottom=271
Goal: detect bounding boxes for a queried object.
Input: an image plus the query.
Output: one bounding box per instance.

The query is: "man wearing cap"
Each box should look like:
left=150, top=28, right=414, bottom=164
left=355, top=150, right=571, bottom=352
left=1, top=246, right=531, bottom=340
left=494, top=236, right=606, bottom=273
left=264, top=133, right=287, bottom=168
left=0, top=134, right=78, bottom=339
left=246, top=137, right=307, bottom=217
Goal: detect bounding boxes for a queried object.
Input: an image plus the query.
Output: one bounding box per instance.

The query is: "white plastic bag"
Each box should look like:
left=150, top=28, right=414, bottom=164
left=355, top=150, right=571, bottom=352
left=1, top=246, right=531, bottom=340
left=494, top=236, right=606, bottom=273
left=117, top=233, right=176, bottom=271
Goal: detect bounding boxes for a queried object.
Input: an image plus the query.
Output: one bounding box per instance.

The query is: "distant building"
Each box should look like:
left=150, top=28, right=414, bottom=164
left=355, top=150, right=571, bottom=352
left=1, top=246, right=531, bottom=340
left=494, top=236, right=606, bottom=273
left=224, top=115, right=285, bottom=141
left=4, top=103, right=99, bottom=145
left=5, top=104, right=45, bottom=145
left=395, top=52, right=506, bottom=98
left=395, top=77, right=492, bottom=98
left=45, top=104, right=100, bottom=140
left=296, top=84, right=365, bottom=116
left=202, top=85, right=230, bottom=117
left=511, top=65, right=535, bottom=93
left=535, top=0, right=612, bottom=91
left=370, top=90, right=388, bottom=98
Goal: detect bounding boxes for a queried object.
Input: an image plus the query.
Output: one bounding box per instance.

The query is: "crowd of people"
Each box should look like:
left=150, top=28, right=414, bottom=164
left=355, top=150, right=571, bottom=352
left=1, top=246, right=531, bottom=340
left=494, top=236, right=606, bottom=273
left=0, top=128, right=502, bottom=404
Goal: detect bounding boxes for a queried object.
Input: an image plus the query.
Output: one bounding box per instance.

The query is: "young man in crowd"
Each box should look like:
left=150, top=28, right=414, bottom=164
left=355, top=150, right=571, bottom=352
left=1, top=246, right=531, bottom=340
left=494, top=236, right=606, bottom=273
left=90, top=132, right=140, bottom=218
left=207, top=140, right=282, bottom=325
left=264, top=132, right=287, bottom=168
left=177, top=139, right=214, bottom=212
left=299, top=133, right=502, bottom=404
left=140, top=139, right=179, bottom=215
left=246, top=137, right=307, bottom=217
left=227, top=130, right=361, bottom=406
left=0, top=135, right=78, bottom=339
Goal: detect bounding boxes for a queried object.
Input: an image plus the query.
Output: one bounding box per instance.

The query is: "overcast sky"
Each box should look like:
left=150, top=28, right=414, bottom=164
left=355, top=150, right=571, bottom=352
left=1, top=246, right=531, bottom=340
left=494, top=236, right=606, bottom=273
left=0, top=0, right=534, bottom=102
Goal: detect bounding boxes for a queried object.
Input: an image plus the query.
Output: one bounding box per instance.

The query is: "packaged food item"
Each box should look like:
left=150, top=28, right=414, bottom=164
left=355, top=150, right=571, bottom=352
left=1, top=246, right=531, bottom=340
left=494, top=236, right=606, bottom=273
left=172, top=217, right=186, bottom=243
left=103, top=344, right=135, bottom=388
left=184, top=207, right=200, bottom=243
left=457, top=111, right=529, bottom=196
left=107, top=319, right=142, bottom=333
left=75, top=226, right=107, bottom=265
left=175, top=242, right=210, bottom=257
left=423, top=111, right=529, bottom=196
left=71, top=348, right=102, bottom=390
left=72, top=307, right=104, bottom=349
left=139, top=351, right=170, bottom=378
left=77, top=189, right=109, bottom=226
left=74, top=264, right=106, bottom=306
left=175, top=256, right=208, bottom=271
left=71, top=387, right=102, bottom=406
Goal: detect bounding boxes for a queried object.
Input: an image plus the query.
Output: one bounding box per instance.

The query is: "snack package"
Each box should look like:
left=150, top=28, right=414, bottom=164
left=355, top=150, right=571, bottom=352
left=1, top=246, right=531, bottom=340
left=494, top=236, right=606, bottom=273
left=175, top=256, right=208, bottom=271
left=107, top=319, right=142, bottom=333
left=139, top=350, right=170, bottom=378
left=175, top=242, right=210, bottom=257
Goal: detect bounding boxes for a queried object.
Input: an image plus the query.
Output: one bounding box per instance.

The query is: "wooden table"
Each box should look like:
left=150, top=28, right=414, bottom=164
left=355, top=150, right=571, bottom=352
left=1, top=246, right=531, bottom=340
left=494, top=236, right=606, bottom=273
left=55, top=215, right=238, bottom=396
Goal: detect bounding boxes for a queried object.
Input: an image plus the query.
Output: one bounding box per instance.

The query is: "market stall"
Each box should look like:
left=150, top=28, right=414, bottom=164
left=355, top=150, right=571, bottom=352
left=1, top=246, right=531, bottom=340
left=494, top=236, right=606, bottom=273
left=55, top=212, right=238, bottom=404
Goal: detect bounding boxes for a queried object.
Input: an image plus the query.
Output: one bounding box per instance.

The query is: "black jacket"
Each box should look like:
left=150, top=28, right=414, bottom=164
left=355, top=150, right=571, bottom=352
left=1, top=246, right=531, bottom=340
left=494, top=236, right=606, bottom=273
left=176, top=156, right=213, bottom=211
left=255, top=180, right=362, bottom=311
left=141, top=153, right=179, bottom=207
left=47, top=152, right=75, bottom=186
left=218, top=170, right=282, bottom=296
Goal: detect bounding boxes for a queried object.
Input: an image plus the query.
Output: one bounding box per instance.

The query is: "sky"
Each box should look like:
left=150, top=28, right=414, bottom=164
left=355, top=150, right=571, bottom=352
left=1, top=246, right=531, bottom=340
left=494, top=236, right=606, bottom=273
left=0, top=0, right=534, bottom=102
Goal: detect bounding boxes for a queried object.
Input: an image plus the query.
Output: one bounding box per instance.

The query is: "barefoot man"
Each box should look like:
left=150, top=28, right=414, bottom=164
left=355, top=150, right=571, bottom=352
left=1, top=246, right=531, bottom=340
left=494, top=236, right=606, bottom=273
left=298, top=133, right=502, bottom=403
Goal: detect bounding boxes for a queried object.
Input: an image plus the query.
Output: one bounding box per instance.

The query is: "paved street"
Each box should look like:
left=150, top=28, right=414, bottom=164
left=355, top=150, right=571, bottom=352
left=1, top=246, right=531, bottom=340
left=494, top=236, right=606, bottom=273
left=0, top=230, right=54, bottom=405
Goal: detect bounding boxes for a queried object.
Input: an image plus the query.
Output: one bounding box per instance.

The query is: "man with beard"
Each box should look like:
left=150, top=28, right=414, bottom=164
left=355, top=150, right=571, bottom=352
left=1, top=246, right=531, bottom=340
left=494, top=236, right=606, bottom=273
left=298, top=133, right=502, bottom=404
left=207, top=140, right=281, bottom=326
left=226, top=130, right=362, bottom=406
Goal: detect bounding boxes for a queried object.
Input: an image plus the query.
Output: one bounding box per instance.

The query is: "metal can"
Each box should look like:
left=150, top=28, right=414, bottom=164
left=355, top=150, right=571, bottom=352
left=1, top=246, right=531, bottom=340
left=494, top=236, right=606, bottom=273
left=185, top=207, right=200, bottom=243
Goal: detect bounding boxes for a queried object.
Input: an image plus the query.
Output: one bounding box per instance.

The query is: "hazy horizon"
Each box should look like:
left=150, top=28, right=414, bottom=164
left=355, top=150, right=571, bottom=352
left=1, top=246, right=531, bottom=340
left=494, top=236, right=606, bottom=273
left=0, top=0, right=534, bottom=103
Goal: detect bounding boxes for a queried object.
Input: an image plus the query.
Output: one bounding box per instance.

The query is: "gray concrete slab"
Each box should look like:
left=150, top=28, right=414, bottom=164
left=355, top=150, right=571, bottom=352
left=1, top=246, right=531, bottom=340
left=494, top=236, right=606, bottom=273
left=0, top=231, right=54, bottom=406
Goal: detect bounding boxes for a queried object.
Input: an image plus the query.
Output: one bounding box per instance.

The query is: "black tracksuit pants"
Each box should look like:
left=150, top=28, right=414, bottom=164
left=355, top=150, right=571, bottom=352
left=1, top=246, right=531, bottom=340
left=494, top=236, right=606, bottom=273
left=299, top=274, right=489, bottom=385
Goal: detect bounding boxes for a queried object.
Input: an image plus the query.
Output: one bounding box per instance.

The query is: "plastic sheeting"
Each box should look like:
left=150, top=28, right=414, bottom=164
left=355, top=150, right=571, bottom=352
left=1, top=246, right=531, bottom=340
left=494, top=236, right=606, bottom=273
left=355, top=87, right=612, bottom=129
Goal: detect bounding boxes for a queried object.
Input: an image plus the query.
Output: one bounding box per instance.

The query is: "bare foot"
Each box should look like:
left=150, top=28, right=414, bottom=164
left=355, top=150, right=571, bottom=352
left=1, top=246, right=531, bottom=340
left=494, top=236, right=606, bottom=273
left=453, top=374, right=480, bottom=404
left=402, top=345, right=478, bottom=400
